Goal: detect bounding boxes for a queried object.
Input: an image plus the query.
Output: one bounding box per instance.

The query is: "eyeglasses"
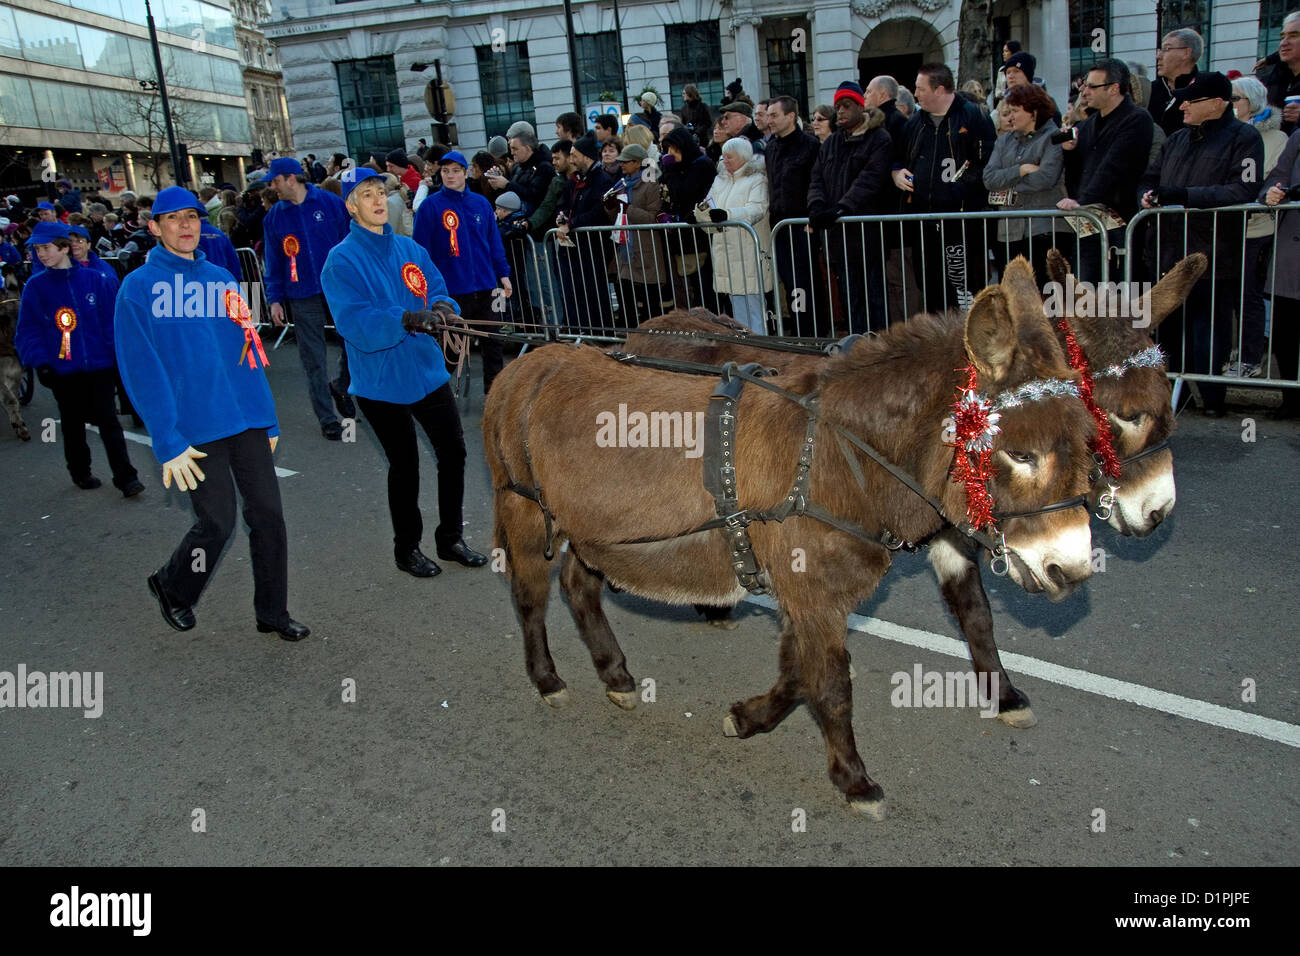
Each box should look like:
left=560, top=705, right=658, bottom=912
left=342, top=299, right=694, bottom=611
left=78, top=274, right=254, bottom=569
left=1159, top=45, right=1188, bottom=52
left=1083, top=82, right=1114, bottom=89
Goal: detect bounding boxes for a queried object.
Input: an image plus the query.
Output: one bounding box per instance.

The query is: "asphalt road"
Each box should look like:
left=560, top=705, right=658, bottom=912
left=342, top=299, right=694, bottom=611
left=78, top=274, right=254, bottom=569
left=1, top=340, right=1297, bottom=866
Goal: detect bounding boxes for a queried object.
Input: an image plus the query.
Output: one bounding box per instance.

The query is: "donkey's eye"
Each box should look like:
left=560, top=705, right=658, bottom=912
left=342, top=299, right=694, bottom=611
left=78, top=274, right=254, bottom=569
left=1113, top=411, right=1143, bottom=424
left=1006, top=451, right=1037, bottom=466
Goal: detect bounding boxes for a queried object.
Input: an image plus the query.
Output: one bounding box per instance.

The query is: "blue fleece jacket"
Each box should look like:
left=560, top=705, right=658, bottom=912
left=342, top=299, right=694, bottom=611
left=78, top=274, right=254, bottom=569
left=78, top=251, right=120, bottom=293
left=199, top=221, right=242, bottom=282
left=321, top=221, right=458, bottom=405
left=114, top=245, right=279, bottom=464
left=0, top=240, right=19, bottom=264
left=261, top=184, right=349, bottom=303
left=411, top=185, right=510, bottom=296
left=15, top=261, right=119, bottom=374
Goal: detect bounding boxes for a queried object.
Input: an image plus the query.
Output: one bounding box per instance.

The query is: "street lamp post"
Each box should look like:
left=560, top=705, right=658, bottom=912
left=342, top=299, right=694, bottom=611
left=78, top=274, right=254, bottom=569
left=144, top=0, right=185, bottom=186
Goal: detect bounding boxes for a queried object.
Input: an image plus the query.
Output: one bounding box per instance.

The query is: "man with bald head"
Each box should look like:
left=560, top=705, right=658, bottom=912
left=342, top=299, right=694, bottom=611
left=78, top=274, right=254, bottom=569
left=866, top=75, right=907, bottom=146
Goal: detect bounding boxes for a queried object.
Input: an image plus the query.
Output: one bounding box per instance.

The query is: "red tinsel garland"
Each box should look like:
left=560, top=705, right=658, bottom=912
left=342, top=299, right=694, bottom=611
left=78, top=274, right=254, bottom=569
left=1056, top=318, right=1122, bottom=480
left=948, top=365, right=998, bottom=531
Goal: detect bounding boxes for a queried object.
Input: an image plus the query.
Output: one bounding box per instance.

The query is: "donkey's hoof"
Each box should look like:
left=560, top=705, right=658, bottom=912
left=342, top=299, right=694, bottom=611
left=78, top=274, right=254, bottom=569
left=709, top=617, right=740, bottom=630
left=848, top=797, right=887, bottom=821
left=16, top=427, right=31, bottom=442
left=722, top=713, right=739, bottom=737
left=849, top=662, right=857, bottom=681
left=541, top=688, right=571, bottom=709
left=998, top=706, right=1037, bottom=729
left=606, top=688, right=637, bottom=710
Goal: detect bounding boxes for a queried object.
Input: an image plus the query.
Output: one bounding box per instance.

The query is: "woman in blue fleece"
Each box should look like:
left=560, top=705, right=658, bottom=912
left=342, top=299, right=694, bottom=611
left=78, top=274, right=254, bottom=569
left=14, top=220, right=142, bottom=495
left=321, top=167, right=488, bottom=578
left=113, top=187, right=308, bottom=641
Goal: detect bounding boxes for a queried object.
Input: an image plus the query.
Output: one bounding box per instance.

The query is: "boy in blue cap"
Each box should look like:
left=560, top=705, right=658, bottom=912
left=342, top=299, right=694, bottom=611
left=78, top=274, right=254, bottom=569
left=35, top=201, right=58, bottom=223
left=15, top=221, right=143, bottom=495
left=113, top=186, right=308, bottom=640
left=321, top=166, right=487, bottom=577
left=412, top=149, right=512, bottom=394
left=263, top=156, right=354, bottom=437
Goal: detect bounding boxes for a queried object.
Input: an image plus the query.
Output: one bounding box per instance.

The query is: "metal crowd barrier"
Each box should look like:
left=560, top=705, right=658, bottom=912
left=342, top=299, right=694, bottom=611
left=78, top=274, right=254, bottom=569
left=539, top=220, right=767, bottom=340
left=769, top=208, right=1109, bottom=337
left=1124, top=204, right=1299, bottom=393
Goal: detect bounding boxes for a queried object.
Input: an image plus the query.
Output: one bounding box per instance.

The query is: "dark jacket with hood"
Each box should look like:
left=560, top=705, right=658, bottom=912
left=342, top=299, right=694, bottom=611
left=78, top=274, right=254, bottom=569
left=1137, top=105, right=1264, bottom=276
left=660, top=127, right=717, bottom=221
left=808, top=106, right=894, bottom=218
left=894, top=95, right=996, bottom=212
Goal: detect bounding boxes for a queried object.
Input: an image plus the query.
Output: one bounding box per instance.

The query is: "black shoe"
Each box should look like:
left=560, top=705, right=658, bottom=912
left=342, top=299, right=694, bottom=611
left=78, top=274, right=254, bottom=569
left=256, top=618, right=311, bottom=641
left=321, top=420, right=343, bottom=441
left=147, top=572, right=195, bottom=632
left=396, top=547, right=442, bottom=578
left=73, top=474, right=102, bottom=490
left=329, top=381, right=356, bottom=419
left=436, top=539, right=488, bottom=568
left=121, top=478, right=145, bottom=498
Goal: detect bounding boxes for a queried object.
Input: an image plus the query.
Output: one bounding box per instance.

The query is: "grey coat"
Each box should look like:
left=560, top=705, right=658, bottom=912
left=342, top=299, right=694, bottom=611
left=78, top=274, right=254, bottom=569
left=982, top=121, right=1068, bottom=240
left=1260, top=128, right=1300, bottom=300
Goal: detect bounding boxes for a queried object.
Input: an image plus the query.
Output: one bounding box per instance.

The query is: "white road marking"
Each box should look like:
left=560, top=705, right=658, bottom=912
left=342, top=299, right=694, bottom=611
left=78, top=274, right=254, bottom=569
left=80, top=423, right=299, bottom=478
left=744, top=594, right=1300, bottom=749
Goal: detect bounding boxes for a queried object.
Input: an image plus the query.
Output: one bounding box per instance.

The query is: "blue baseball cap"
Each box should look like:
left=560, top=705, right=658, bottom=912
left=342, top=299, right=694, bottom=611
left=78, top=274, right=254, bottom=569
left=29, top=221, right=70, bottom=245
left=440, top=150, right=468, bottom=170
left=36, top=201, right=56, bottom=211
left=67, top=224, right=91, bottom=240
left=267, top=157, right=304, bottom=181
left=151, top=186, right=207, bottom=218
left=338, top=166, right=383, bottom=201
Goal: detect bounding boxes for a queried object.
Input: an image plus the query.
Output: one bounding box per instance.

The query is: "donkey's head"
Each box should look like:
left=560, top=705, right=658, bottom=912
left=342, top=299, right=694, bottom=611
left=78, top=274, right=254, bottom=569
left=1044, top=249, right=1206, bottom=536
left=961, top=257, right=1096, bottom=601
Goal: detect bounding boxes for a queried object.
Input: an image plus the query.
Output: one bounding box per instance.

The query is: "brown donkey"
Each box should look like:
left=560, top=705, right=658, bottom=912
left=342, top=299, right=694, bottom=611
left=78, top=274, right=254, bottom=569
left=622, top=253, right=1206, bottom=726
left=483, top=260, right=1097, bottom=816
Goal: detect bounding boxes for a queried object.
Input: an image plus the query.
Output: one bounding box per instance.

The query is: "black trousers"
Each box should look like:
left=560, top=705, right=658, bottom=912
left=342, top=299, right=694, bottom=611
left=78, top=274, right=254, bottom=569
left=826, top=223, right=887, bottom=334
left=907, top=217, right=990, bottom=314
left=1159, top=273, right=1237, bottom=412
left=453, top=289, right=504, bottom=394
left=1267, top=295, right=1300, bottom=413
left=47, top=367, right=138, bottom=488
left=356, top=382, right=466, bottom=556
left=158, top=428, right=289, bottom=624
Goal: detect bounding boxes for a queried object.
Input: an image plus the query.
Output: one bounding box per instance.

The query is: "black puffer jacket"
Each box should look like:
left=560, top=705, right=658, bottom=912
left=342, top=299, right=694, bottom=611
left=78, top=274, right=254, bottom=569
left=1065, top=96, right=1154, bottom=221
left=660, top=127, right=717, bottom=220
left=808, top=107, right=894, bottom=218
left=507, top=147, right=555, bottom=214
left=1137, top=106, right=1264, bottom=275
left=895, top=96, right=996, bottom=212
left=1258, top=55, right=1300, bottom=135
left=765, top=128, right=820, bottom=221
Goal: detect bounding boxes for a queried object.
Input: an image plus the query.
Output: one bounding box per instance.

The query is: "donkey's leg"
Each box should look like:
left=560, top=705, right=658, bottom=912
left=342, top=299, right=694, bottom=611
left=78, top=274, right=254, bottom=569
left=789, top=607, right=885, bottom=819
left=558, top=548, right=637, bottom=709
left=929, top=530, right=1035, bottom=727
left=496, top=493, right=568, bottom=707
left=693, top=603, right=739, bottom=629
left=724, top=616, right=802, bottom=737
left=0, top=363, right=28, bottom=441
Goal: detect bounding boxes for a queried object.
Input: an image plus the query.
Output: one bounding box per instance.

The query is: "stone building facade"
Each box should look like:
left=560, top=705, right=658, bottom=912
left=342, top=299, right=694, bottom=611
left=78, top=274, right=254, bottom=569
left=233, top=0, right=293, bottom=158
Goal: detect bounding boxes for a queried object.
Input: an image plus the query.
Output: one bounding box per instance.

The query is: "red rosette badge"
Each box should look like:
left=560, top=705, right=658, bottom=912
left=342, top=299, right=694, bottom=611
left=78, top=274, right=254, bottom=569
left=442, top=210, right=460, bottom=257
left=282, top=234, right=300, bottom=282
left=401, top=262, right=428, bottom=307
left=54, top=307, right=77, bottom=360
left=225, top=289, right=268, bottom=369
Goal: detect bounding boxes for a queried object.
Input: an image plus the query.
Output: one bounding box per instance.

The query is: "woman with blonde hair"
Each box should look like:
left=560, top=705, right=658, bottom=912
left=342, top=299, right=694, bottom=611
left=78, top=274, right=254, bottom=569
left=694, top=136, right=771, bottom=333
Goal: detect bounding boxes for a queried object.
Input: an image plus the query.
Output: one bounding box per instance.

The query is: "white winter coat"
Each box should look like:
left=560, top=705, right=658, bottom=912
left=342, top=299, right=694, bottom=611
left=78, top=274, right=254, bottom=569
left=694, top=156, right=772, bottom=295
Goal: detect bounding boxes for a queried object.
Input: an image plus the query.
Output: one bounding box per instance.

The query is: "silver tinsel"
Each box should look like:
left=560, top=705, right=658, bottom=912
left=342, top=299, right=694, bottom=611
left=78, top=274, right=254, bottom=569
left=1094, top=346, right=1166, bottom=379
left=994, top=378, right=1081, bottom=410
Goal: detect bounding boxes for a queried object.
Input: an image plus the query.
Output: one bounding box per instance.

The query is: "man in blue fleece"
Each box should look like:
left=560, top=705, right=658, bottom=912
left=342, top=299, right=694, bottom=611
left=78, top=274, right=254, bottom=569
left=15, top=221, right=142, bottom=495
left=412, top=150, right=512, bottom=395
left=263, top=156, right=353, bottom=438
left=114, top=187, right=308, bottom=640
left=198, top=217, right=242, bottom=282
left=321, top=167, right=488, bottom=577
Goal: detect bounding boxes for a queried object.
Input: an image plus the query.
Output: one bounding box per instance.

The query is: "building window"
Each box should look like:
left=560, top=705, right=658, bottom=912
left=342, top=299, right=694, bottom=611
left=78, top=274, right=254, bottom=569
left=574, top=31, right=623, bottom=107
left=666, top=22, right=723, bottom=110
left=1260, top=0, right=1290, bottom=60
left=1068, top=1, right=1110, bottom=80
left=1159, top=1, right=1211, bottom=71
left=766, top=36, right=808, bottom=120
left=336, top=55, right=404, bottom=162
left=475, top=42, right=534, bottom=137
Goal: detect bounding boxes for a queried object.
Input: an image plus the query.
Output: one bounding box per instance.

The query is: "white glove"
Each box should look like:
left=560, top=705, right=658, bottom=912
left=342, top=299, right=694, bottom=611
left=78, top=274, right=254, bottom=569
left=162, top=447, right=207, bottom=491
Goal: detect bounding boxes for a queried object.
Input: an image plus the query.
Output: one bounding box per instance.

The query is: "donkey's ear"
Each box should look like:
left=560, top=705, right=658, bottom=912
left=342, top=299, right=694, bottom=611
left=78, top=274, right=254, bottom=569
left=965, top=286, right=1017, bottom=384
left=1045, top=247, right=1071, bottom=289
left=1001, top=256, right=1044, bottom=319
left=1139, top=253, right=1208, bottom=330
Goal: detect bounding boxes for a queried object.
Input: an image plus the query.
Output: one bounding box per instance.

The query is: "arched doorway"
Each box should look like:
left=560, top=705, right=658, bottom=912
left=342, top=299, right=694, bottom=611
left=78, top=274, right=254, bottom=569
left=858, top=18, right=946, bottom=91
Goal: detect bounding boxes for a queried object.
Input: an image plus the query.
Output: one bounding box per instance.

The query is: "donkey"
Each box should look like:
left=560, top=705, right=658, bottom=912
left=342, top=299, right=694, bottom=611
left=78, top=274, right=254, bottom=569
left=483, top=260, right=1098, bottom=815
left=0, top=265, right=30, bottom=442
left=622, top=253, right=1206, bottom=726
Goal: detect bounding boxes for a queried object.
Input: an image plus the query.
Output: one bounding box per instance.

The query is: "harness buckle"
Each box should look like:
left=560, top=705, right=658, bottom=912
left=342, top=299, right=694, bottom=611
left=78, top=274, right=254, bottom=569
left=989, top=532, right=1011, bottom=577
left=1095, top=484, right=1118, bottom=521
